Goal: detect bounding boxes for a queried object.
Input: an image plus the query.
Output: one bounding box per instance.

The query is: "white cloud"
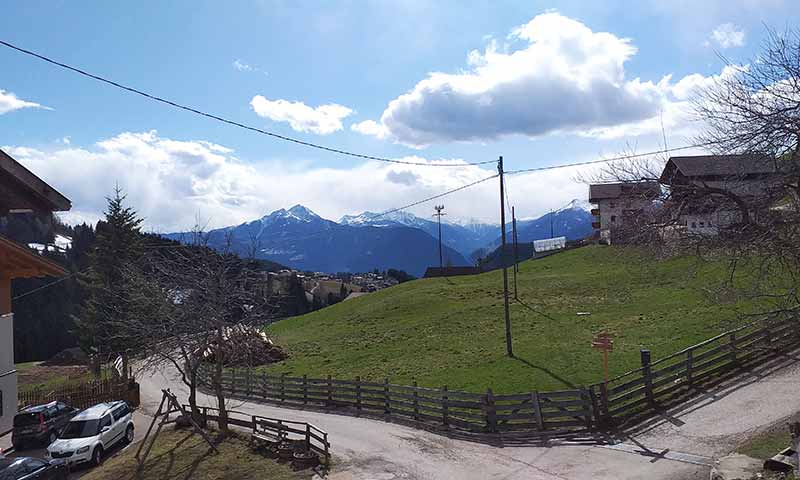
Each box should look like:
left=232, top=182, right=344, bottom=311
left=233, top=59, right=268, bottom=76
left=250, top=96, right=353, bottom=135
left=0, top=89, right=50, bottom=115
left=2, top=130, right=629, bottom=232
left=352, top=12, right=744, bottom=147
left=709, top=23, right=745, bottom=49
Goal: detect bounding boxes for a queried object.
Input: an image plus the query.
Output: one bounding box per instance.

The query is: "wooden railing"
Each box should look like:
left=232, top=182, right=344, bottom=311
left=596, top=313, right=800, bottom=424
left=197, top=313, right=800, bottom=437
left=18, top=379, right=140, bottom=410
left=187, top=405, right=330, bottom=464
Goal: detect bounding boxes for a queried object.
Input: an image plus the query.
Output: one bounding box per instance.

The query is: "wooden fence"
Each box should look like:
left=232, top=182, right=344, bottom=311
left=597, top=313, right=800, bottom=424
left=18, top=379, right=140, bottom=410
left=187, top=405, right=330, bottom=464
left=198, top=313, right=800, bottom=436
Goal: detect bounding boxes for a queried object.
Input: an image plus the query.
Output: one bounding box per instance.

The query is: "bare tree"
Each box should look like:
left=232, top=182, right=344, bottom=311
left=586, top=27, right=800, bottom=311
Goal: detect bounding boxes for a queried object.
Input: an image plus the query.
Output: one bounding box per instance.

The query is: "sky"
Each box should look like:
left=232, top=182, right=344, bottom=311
left=1, top=0, right=798, bottom=231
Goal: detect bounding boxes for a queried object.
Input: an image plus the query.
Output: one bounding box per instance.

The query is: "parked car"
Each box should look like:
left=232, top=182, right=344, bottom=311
left=0, top=457, right=68, bottom=480
left=11, top=402, right=78, bottom=449
left=46, top=401, right=134, bottom=467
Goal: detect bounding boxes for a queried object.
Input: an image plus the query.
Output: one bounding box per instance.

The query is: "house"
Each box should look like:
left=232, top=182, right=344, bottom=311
left=0, top=148, right=71, bottom=434
left=660, top=154, right=780, bottom=235
left=588, top=181, right=661, bottom=244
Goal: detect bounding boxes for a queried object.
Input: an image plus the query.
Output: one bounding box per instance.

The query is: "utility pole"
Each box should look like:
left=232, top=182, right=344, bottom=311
left=512, top=206, right=519, bottom=300
left=433, top=205, right=446, bottom=271
left=498, top=157, right=513, bottom=357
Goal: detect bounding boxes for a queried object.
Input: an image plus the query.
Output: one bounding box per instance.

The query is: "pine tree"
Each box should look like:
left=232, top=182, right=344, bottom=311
left=74, top=187, right=144, bottom=355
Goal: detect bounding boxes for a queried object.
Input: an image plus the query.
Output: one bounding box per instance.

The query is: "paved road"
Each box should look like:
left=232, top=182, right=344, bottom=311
left=139, top=364, right=709, bottom=480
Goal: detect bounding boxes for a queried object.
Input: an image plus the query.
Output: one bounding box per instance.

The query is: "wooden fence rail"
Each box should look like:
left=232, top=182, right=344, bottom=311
left=18, top=379, right=139, bottom=410
left=197, top=313, right=800, bottom=437
left=187, top=405, right=330, bottom=465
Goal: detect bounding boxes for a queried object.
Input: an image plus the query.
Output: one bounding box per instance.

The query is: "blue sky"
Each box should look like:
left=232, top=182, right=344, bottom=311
left=1, top=0, right=798, bottom=230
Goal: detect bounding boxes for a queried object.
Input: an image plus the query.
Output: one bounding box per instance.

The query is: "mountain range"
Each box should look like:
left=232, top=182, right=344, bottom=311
left=162, top=200, right=593, bottom=277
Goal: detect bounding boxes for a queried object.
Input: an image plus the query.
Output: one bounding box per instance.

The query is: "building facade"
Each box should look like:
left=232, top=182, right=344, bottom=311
left=0, top=148, right=71, bottom=434
left=588, top=181, right=661, bottom=244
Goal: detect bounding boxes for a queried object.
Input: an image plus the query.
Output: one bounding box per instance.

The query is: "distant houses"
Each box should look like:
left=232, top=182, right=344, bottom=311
left=589, top=154, right=783, bottom=243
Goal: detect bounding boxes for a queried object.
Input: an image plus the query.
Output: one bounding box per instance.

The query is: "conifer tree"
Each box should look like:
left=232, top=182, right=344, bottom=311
left=74, top=187, right=143, bottom=355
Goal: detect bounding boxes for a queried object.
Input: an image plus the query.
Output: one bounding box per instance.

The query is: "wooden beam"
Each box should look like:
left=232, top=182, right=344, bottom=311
left=0, top=275, right=11, bottom=315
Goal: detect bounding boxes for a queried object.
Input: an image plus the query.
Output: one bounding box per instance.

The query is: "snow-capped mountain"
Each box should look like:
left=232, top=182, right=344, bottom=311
left=339, top=210, right=498, bottom=257
left=163, top=205, right=468, bottom=277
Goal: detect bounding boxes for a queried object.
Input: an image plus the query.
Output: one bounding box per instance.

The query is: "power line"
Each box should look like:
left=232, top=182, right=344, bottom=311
left=12, top=270, right=81, bottom=301
left=504, top=142, right=717, bottom=175
left=0, top=39, right=495, bottom=168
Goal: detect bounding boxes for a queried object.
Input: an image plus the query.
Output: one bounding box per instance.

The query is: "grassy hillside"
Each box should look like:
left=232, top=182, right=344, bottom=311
left=265, top=246, right=764, bottom=394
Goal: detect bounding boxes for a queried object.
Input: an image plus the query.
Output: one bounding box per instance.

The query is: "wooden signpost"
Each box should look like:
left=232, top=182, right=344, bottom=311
left=592, top=331, right=614, bottom=384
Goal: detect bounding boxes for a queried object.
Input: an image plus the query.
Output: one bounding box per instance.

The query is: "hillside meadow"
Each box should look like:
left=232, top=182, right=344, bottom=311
left=264, top=246, right=770, bottom=394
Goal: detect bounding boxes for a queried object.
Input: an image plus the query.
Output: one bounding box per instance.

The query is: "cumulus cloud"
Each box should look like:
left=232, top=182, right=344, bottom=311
left=0, top=89, right=50, bottom=115
left=250, top=96, right=353, bottom=135
left=352, top=12, right=738, bottom=147
left=3, top=131, right=622, bottom=231
left=709, top=23, right=745, bottom=49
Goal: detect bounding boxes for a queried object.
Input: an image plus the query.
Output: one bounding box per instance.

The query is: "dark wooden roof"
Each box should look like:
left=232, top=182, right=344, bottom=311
left=588, top=181, right=661, bottom=203
left=0, top=148, right=71, bottom=214
left=0, top=234, right=67, bottom=279
left=660, top=154, right=776, bottom=183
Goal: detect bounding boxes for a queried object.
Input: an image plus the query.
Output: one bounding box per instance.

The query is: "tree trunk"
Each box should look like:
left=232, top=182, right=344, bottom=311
left=213, top=327, right=229, bottom=432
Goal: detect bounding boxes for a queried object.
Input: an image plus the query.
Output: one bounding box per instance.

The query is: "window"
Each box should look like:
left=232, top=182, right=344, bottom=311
left=22, top=458, right=47, bottom=475
left=100, top=414, right=112, bottom=430
left=699, top=221, right=705, bottom=228
left=691, top=222, right=697, bottom=228
left=609, top=201, right=616, bottom=208
left=112, top=403, right=130, bottom=421
left=610, top=215, right=617, bottom=223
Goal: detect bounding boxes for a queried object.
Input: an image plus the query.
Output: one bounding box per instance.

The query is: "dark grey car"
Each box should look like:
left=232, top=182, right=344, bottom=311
left=0, top=457, right=68, bottom=480
left=11, top=402, right=79, bottom=450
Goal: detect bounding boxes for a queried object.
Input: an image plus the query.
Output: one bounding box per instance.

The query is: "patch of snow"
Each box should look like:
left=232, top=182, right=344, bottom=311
left=557, top=199, right=593, bottom=213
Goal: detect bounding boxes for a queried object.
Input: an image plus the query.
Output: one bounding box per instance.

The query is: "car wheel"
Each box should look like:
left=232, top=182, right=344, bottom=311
left=47, top=431, right=57, bottom=446
left=125, top=425, right=134, bottom=444
left=91, top=446, right=103, bottom=467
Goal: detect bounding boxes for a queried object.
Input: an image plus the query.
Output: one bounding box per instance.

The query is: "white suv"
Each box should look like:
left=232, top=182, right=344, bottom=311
left=46, top=401, right=134, bottom=467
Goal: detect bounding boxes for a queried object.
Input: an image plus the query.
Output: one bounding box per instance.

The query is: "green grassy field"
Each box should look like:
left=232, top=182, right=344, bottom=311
left=81, top=429, right=313, bottom=480
left=15, top=361, right=98, bottom=393
left=264, top=246, right=765, bottom=394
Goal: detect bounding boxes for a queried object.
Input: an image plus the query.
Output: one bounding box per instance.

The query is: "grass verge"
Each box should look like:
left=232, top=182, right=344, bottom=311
left=80, top=428, right=313, bottom=480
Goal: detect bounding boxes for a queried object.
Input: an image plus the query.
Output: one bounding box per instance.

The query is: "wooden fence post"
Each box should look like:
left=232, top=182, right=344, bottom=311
left=485, top=389, right=498, bottom=433
left=305, top=424, right=311, bottom=451
left=280, top=373, right=286, bottom=403
left=588, top=386, right=600, bottom=430
left=531, top=391, right=544, bottom=430
left=582, top=388, right=593, bottom=429
left=302, top=375, right=308, bottom=404
left=356, top=376, right=362, bottom=413
left=441, top=385, right=449, bottom=427
left=686, top=349, right=694, bottom=389
left=323, top=432, right=330, bottom=464
left=327, top=375, right=333, bottom=406
left=412, top=381, right=420, bottom=421
left=641, top=349, right=655, bottom=408
left=383, top=378, right=391, bottom=414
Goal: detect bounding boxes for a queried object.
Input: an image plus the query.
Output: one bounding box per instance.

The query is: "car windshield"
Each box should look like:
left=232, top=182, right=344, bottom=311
left=13, top=413, right=41, bottom=427
left=60, top=419, right=100, bottom=439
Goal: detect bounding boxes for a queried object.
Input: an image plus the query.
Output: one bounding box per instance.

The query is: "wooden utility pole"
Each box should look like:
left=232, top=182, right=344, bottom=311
left=498, top=157, right=513, bottom=357
left=433, top=205, right=446, bottom=271
left=512, top=206, right=519, bottom=300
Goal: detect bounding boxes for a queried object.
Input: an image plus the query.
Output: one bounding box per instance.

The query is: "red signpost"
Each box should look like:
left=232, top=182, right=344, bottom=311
left=592, top=331, right=614, bottom=384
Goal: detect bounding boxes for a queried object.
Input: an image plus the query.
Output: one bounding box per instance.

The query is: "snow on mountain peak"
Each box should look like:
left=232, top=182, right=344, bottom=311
left=557, top=199, right=593, bottom=213
left=262, top=205, right=320, bottom=223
